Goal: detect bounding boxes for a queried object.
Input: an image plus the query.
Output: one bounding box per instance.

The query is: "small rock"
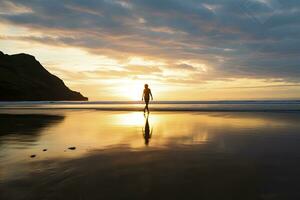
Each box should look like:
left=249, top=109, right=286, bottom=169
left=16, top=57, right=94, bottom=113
left=68, top=147, right=76, bottom=150
left=30, top=154, right=36, bottom=158
left=43, top=149, right=47, bottom=151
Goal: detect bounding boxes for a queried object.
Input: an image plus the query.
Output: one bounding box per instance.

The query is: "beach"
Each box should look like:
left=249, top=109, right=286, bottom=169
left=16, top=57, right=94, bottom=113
left=1, top=102, right=300, bottom=199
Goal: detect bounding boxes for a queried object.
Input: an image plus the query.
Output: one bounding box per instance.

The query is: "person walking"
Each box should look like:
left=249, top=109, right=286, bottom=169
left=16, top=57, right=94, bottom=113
left=142, top=84, right=153, bottom=113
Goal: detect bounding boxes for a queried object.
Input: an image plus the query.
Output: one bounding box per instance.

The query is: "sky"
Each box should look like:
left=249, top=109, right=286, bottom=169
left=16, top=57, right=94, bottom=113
left=0, top=0, right=300, bottom=100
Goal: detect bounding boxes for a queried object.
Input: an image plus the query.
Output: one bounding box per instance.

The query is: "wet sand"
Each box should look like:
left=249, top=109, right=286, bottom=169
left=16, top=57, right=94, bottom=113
left=1, top=110, right=300, bottom=200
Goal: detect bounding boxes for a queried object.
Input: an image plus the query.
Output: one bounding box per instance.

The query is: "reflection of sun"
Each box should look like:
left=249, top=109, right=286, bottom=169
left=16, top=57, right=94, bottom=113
left=115, top=112, right=145, bottom=126
left=114, top=112, right=158, bottom=127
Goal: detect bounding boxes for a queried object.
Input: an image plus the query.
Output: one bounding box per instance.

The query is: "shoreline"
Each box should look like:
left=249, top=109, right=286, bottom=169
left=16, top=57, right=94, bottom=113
left=1, top=107, right=300, bottom=112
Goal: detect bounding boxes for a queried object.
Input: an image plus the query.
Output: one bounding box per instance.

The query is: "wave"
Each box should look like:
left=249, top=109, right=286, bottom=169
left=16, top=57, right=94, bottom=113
left=1, top=100, right=300, bottom=104
left=1, top=100, right=300, bottom=112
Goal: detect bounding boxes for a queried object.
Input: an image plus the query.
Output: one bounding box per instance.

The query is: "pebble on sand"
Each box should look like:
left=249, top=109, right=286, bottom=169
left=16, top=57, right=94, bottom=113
left=43, top=149, right=47, bottom=151
left=30, top=154, right=36, bottom=158
left=68, top=147, right=76, bottom=150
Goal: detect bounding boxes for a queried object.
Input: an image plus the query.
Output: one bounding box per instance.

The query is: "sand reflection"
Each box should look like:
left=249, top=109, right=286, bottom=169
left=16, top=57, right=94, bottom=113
left=2, top=110, right=300, bottom=183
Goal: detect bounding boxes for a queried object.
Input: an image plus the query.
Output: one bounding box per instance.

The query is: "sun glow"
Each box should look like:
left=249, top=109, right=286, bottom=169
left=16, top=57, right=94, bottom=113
left=115, top=80, right=145, bottom=100
left=128, top=56, right=165, bottom=66
left=114, top=79, right=162, bottom=101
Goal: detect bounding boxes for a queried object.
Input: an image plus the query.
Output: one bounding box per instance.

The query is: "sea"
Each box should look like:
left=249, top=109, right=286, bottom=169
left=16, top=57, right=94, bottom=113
left=1, top=100, right=300, bottom=111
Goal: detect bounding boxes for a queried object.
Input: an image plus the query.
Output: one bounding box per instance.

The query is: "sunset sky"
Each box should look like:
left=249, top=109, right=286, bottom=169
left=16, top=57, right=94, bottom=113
left=1, top=0, right=300, bottom=100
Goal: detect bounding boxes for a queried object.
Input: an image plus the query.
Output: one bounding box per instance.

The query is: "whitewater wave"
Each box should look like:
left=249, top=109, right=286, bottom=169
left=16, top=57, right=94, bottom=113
left=0, top=100, right=300, bottom=111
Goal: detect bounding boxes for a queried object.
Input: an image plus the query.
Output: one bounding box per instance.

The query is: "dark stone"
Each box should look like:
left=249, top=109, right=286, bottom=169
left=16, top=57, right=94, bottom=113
left=68, top=147, right=76, bottom=150
left=43, top=149, right=47, bottom=151
left=0, top=51, right=88, bottom=101
left=30, top=154, right=36, bottom=158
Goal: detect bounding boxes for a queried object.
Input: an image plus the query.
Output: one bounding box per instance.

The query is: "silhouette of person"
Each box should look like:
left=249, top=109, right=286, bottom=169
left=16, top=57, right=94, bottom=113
left=143, top=114, right=153, bottom=146
left=142, top=84, right=153, bottom=113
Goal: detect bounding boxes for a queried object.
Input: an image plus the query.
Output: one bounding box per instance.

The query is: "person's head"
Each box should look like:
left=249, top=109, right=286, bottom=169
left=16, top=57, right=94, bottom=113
left=144, top=84, right=149, bottom=89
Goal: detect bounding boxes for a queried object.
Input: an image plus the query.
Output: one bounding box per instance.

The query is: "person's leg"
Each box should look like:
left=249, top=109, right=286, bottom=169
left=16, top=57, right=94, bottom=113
left=144, top=101, right=147, bottom=112
left=145, top=101, right=149, bottom=113
left=144, top=98, right=149, bottom=112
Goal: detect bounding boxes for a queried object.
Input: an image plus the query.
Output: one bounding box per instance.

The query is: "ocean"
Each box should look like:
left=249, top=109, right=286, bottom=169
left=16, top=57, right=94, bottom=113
left=1, top=100, right=300, bottom=111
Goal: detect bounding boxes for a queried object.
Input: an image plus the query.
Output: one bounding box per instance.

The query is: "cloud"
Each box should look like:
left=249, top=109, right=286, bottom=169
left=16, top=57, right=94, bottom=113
left=172, top=64, right=197, bottom=71
left=0, top=0, right=300, bottom=84
left=0, top=1, right=33, bottom=15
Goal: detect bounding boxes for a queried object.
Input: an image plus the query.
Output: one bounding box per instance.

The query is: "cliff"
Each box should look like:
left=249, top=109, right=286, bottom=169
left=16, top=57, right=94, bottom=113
left=0, top=51, right=88, bottom=101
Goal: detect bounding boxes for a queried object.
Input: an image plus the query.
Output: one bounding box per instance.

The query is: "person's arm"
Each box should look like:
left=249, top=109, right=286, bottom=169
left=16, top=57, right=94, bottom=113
left=142, top=90, right=144, bottom=101
left=150, top=90, right=153, bottom=100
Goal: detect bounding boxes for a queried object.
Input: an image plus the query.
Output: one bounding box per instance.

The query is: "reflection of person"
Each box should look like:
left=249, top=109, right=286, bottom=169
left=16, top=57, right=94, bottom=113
left=142, top=84, right=153, bottom=113
left=143, top=115, right=153, bottom=146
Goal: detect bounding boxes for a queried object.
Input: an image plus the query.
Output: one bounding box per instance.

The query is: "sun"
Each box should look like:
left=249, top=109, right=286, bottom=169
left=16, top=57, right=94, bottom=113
left=116, top=80, right=145, bottom=100
left=114, top=79, right=161, bottom=101
left=127, top=84, right=144, bottom=100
